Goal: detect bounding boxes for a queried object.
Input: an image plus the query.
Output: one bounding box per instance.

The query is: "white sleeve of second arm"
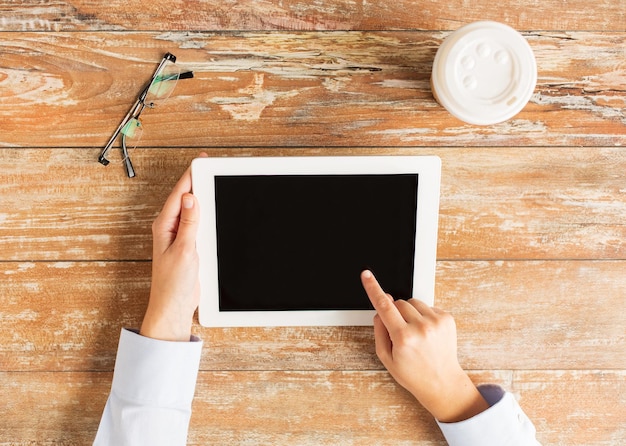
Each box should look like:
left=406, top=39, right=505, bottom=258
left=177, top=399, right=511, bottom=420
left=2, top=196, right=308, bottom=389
left=93, top=328, right=203, bottom=446
left=437, top=384, right=541, bottom=446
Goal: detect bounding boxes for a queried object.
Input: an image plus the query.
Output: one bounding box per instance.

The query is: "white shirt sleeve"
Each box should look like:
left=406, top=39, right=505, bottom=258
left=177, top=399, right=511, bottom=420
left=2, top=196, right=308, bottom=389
left=93, top=328, right=203, bottom=446
left=437, top=384, right=541, bottom=446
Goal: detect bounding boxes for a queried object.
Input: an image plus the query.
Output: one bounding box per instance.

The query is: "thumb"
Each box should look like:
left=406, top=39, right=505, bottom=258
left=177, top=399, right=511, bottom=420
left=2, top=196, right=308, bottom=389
left=175, top=193, right=200, bottom=248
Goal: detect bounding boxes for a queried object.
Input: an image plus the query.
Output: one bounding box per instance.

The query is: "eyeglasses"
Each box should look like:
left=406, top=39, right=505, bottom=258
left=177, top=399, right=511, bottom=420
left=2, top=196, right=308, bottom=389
left=98, top=53, right=193, bottom=178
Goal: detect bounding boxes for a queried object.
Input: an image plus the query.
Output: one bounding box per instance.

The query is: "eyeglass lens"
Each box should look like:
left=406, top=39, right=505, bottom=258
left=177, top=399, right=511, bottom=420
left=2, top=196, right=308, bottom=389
left=145, top=62, right=180, bottom=107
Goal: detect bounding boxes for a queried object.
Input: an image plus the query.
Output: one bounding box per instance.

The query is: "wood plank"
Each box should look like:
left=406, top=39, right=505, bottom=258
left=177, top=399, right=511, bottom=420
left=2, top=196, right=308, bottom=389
left=190, top=370, right=452, bottom=445
left=1, top=0, right=624, bottom=31
left=1, top=370, right=623, bottom=445
left=437, top=146, right=626, bottom=260
left=513, top=370, right=626, bottom=445
left=2, top=260, right=624, bottom=372
left=437, top=260, right=626, bottom=370
left=0, top=262, right=149, bottom=372
left=1, top=32, right=624, bottom=148
left=0, top=371, right=108, bottom=444
left=0, top=148, right=186, bottom=262
left=1, top=147, right=625, bottom=262
left=190, top=370, right=626, bottom=446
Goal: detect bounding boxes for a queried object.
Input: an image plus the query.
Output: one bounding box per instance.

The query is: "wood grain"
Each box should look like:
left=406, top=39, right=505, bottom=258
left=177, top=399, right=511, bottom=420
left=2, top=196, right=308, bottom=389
left=1, top=0, right=624, bottom=31
left=1, top=370, right=623, bottom=445
left=2, top=260, right=624, bottom=372
left=1, top=1, right=624, bottom=443
left=1, top=32, right=624, bottom=148
left=0, top=262, right=149, bottom=372
left=1, top=148, right=625, bottom=262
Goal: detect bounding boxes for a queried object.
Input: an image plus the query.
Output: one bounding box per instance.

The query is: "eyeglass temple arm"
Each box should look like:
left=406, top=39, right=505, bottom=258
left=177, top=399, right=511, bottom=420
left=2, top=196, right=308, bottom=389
left=124, top=157, right=136, bottom=178
left=123, top=141, right=136, bottom=178
left=162, top=52, right=194, bottom=81
left=98, top=97, right=144, bottom=165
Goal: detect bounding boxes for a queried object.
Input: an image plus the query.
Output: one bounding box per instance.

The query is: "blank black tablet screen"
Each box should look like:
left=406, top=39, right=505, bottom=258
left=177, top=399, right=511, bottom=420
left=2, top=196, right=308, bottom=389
left=214, top=174, right=418, bottom=311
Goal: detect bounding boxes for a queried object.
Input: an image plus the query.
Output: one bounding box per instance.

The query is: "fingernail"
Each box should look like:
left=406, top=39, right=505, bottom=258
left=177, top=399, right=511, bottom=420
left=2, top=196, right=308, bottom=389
left=183, top=195, right=194, bottom=209
left=362, top=270, right=372, bottom=279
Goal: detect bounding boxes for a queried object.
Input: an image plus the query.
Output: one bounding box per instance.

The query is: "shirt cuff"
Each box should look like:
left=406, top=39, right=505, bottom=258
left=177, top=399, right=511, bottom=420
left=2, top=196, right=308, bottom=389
left=436, top=385, right=538, bottom=446
left=111, top=328, right=203, bottom=409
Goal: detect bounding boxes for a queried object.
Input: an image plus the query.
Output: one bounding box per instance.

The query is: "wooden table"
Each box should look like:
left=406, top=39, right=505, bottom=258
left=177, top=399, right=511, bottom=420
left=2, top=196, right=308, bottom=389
left=1, top=1, right=625, bottom=444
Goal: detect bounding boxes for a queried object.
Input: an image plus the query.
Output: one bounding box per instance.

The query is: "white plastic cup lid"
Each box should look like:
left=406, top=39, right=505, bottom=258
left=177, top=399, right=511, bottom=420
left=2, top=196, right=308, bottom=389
left=431, top=21, right=537, bottom=125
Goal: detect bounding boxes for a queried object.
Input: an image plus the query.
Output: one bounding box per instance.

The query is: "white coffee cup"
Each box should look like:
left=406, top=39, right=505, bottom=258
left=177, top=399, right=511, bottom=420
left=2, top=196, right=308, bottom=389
left=431, top=21, right=537, bottom=125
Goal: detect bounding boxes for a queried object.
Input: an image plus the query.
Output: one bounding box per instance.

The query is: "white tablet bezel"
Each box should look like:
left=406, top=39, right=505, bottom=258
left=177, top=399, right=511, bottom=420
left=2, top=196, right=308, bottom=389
left=191, top=156, right=441, bottom=327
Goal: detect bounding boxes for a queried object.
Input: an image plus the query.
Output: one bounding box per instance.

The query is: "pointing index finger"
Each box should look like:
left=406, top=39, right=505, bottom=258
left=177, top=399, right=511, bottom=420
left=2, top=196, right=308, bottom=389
left=361, top=270, right=406, bottom=333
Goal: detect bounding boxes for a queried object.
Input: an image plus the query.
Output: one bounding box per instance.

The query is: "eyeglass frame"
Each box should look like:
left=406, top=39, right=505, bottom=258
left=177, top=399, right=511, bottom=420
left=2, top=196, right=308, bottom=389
left=98, top=52, right=193, bottom=178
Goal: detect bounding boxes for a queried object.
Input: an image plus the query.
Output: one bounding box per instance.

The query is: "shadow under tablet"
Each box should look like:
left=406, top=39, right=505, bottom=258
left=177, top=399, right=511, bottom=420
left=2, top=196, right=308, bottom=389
left=214, top=174, right=418, bottom=312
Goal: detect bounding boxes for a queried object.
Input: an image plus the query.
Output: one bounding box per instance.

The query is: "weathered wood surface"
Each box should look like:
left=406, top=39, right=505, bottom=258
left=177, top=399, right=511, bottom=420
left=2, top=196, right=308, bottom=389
left=1, top=0, right=625, bottom=444
left=1, top=32, right=624, bottom=148
left=1, top=0, right=624, bottom=31
left=1, top=260, right=624, bottom=372
left=1, top=147, right=625, bottom=262
left=1, top=370, right=624, bottom=445
left=190, top=370, right=626, bottom=446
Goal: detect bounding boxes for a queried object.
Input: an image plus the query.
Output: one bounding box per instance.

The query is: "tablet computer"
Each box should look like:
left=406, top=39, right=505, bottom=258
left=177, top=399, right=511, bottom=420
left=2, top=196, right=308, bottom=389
left=191, top=156, right=441, bottom=327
